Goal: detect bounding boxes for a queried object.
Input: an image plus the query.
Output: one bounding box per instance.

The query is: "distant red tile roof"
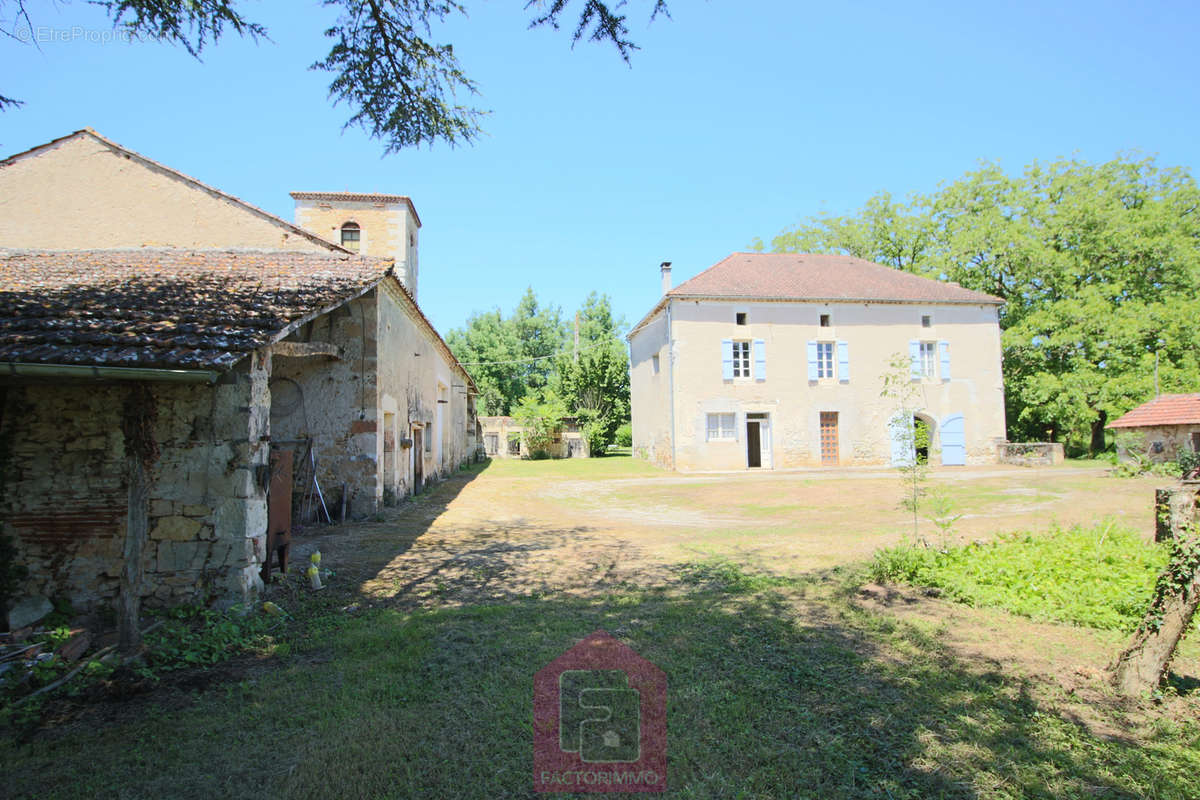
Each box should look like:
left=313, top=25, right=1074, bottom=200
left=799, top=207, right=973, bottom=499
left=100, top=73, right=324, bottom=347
left=1107, top=394, right=1200, bottom=429
left=669, top=253, right=1004, bottom=304
left=0, top=249, right=392, bottom=370
left=290, top=191, right=422, bottom=227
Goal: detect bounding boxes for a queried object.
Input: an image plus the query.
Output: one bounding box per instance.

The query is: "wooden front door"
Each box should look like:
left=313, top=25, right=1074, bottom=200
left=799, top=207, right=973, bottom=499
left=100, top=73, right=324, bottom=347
left=746, top=420, right=762, bottom=468
left=820, top=412, right=839, bottom=465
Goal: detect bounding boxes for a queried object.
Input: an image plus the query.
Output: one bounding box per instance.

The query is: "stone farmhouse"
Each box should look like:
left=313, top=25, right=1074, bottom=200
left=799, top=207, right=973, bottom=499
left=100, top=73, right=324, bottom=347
left=628, top=253, right=1006, bottom=471
left=1107, top=394, right=1200, bottom=463
left=478, top=415, right=590, bottom=459
left=0, top=129, right=475, bottom=611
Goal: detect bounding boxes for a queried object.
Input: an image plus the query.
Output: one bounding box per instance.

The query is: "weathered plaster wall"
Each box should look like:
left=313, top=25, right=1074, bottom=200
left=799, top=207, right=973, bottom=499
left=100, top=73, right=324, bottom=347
left=1, top=355, right=270, bottom=611
left=1115, top=424, right=1200, bottom=463
left=0, top=134, right=330, bottom=253
left=631, top=299, right=1006, bottom=471
left=375, top=280, right=472, bottom=500
left=270, top=294, right=380, bottom=518
left=628, top=311, right=673, bottom=468
left=294, top=199, right=420, bottom=299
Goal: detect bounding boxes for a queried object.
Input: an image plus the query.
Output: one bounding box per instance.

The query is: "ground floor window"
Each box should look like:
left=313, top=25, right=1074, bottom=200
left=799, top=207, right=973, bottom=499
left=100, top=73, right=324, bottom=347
left=706, top=413, right=736, bottom=441
left=485, top=433, right=498, bottom=455
left=507, top=434, right=521, bottom=455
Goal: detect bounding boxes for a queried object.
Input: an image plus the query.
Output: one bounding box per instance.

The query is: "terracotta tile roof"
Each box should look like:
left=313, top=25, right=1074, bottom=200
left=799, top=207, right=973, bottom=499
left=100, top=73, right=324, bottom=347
left=1107, top=394, right=1200, bottom=429
left=290, top=191, right=422, bottom=227
left=2, top=129, right=352, bottom=255
left=0, top=249, right=392, bottom=370
left=668, top=252, right=1004, bottom=304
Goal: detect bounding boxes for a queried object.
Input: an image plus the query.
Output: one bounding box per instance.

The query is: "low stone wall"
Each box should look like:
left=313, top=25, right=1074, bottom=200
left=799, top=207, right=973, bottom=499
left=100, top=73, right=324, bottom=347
left=1, top=355, right=270, bottom=613
left=997, top=442, right=1065, bottom=466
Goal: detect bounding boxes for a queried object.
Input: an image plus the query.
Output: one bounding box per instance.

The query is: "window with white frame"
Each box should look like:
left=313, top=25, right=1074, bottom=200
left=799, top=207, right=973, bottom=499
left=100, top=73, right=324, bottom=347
left=706, top=413, right=736, bottom=441
left=816, top=342, right=835, bottom=379
left=732, top=341, right=751, bottom=378
left=919, top=341, right=937, bottom=378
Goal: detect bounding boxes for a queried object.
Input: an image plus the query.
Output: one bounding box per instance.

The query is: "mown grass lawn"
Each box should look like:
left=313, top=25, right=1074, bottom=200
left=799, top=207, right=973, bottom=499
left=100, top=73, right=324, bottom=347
left=3, top=460, right=1197, bottom=799
left=4, top=566, right=1200, bottom=799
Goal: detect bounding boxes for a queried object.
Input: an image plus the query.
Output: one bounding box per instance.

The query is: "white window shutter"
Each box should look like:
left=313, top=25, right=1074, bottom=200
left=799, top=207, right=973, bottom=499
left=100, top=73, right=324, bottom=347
left=753, top=339, right=766, bottom=382
left=807, top=341, right=818, bottom=381
left=837, top=340, right=849, bottom=383
left=721, top=339, right=734, bottom=380
left=909, top=340, right=921, bottom=381
left=939, top=340, right=951, bottom=381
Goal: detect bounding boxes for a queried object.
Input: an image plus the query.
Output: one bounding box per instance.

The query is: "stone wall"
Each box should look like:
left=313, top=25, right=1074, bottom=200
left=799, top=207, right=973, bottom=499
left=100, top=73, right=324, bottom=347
left=1115, top=424, right=1200, bottom=464
left=997, top=442, right=1065, bottom=466
left=1, top=354, right=270, bottom=612
left=271, top=294, right=381, bottom=519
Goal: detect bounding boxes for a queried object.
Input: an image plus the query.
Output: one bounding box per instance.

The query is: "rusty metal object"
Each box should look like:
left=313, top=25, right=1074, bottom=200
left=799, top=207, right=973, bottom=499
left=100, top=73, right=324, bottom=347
left=261, top=449, right=293, bottom=582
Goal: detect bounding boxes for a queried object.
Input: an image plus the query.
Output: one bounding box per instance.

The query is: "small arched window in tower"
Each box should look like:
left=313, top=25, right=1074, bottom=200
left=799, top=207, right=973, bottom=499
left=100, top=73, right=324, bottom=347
left=340, top=222, right=361, bottom=252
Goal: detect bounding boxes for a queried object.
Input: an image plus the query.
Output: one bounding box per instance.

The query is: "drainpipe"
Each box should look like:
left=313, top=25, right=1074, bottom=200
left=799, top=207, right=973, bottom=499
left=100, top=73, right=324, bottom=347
left=666, top=298, right=677, bottom=471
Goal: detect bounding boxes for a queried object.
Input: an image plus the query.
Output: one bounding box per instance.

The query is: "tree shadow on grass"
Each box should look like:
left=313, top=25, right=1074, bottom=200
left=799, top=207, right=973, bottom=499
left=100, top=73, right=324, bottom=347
left=7, top=575, right=1198, bottom=799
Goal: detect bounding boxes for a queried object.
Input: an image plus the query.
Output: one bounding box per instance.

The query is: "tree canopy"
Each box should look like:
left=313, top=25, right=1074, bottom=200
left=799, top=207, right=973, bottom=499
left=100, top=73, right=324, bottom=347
left=758, top=154, right=1200, bottom=454
left=0, top=0, right=669, bottom=150
left=447, top=289, right=631, bottom=453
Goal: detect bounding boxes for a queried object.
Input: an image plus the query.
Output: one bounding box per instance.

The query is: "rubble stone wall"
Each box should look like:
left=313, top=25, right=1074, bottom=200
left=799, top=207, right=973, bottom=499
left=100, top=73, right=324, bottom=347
left=1, top=354, right=270, bottom=612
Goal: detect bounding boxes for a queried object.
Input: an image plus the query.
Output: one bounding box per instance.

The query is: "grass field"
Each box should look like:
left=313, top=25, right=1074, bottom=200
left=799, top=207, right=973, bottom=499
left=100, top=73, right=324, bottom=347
left=3, top=459, right=1198, bottom=799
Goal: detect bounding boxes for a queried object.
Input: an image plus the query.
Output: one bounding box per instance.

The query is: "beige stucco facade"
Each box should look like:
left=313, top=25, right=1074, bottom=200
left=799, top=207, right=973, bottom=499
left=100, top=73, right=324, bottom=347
left=0, top=131, right=338, bottom=253
left=630, top=298, right=1006, bottom=471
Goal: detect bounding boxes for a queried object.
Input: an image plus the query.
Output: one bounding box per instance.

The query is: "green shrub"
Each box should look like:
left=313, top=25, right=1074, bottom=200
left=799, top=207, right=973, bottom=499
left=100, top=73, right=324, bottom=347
left=144, top=605, right=278, bottom=672
left=869, top=521, right=1168, bottom=631
left=615, top=422, right=632, bottom=448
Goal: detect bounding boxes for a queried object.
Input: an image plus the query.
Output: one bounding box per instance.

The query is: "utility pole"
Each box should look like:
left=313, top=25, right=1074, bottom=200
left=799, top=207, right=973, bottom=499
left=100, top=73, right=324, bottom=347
left=574, top=312, right=580, bottom=364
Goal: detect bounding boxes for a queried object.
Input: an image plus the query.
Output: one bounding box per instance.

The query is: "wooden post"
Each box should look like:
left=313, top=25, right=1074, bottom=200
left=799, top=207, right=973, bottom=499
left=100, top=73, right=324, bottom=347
left=118, top=383, right=157, bottom=657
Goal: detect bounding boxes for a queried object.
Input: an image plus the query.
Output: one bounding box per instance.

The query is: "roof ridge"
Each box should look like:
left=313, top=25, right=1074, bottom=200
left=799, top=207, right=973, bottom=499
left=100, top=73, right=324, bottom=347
left=1, top=129, right=352, bottom=255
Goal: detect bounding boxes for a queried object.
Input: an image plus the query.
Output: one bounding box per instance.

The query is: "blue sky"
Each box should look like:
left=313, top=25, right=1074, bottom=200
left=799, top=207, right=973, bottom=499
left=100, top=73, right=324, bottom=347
left=2, top=1, right=1198, bottom=336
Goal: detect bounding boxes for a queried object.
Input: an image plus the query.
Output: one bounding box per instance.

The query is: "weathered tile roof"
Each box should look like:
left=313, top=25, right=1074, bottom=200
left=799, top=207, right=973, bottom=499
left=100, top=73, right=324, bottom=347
left=669, top=253, right=1005, bottom=304
left=0, top=249, right=392, bottom=370
left=1107, top=394, right=1200, bottom=429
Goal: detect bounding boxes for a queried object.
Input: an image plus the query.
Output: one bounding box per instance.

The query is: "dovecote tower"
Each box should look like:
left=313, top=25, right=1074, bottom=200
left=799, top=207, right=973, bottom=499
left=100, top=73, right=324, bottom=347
left=290, top=191, right=422, bottom=300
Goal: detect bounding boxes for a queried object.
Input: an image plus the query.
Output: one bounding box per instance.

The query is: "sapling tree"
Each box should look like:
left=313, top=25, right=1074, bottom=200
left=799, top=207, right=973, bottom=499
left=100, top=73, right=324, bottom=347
left=881, top=353, right=931, bottom=543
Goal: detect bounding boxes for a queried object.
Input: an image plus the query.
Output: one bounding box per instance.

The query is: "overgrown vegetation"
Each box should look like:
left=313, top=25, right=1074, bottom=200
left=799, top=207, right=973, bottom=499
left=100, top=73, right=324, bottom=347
left=870, top=521, right=1168, bottom=631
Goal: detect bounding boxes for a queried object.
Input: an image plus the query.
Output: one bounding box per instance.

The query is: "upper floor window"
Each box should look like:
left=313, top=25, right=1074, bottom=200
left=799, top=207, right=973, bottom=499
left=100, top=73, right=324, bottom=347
left=732, top=340, right=751, bottom=377
left=735, top=312, right=748, bottom=326
left=816, top=342, right=835, bottom=378
left=340, top=222, right=361, bottom=252
left=919, top=341, right=937, bottom=378
left=820, top=313, right=831, bottom=328
left=921, top=314, right=932, bottom=328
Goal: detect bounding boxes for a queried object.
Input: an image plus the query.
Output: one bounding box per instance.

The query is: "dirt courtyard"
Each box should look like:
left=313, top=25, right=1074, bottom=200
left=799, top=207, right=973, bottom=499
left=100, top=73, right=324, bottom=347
left=297, top=458, right=1163, bottom=608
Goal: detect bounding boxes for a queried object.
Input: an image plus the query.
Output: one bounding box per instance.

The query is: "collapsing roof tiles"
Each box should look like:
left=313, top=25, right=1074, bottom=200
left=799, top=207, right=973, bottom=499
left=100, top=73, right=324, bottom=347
left=0, top=249, right=393, bottom=370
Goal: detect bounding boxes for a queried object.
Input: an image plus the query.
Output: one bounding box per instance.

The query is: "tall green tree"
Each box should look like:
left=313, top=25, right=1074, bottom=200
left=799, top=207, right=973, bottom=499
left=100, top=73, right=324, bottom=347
left=554, top=292, right=631, bottom=453
left=446, top=288, right=566, bottom=416
left=0, top=0, right=669, bottom=148
left=761, top=154, right=1200, bottom=454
